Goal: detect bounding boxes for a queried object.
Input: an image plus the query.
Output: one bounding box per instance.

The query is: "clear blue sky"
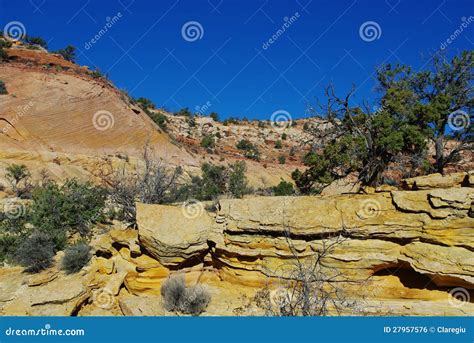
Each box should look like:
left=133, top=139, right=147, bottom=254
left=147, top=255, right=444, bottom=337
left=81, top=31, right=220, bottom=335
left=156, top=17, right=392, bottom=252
left=1, top=0, right=473, bottom=120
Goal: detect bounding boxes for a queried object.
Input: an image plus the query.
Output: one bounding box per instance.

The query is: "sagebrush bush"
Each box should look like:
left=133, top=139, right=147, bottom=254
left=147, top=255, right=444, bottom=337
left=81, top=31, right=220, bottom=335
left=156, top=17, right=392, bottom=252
left=16, top=231, right=54, bottom=272
left=161, top=275, right=211, bottom=315
left=61, top=242, right=91, bottom=274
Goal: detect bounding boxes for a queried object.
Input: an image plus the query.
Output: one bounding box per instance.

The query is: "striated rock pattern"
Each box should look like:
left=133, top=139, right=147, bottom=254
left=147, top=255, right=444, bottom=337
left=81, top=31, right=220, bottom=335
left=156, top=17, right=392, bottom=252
left=0, top=173, right=473, bottom=316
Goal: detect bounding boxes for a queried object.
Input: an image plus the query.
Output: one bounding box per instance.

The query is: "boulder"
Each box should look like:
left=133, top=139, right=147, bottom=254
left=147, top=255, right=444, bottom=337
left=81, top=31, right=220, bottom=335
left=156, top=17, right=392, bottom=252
left=137, top=202, right=215, bottom=267
left=402, top=172, right=468, bottom=190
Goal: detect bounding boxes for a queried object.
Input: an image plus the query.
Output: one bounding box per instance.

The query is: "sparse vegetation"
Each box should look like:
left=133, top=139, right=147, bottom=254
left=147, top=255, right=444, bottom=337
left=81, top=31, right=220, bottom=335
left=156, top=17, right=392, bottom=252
left=174, top=107, right=193, bottom=117
left=272, top=180, right=294, bottom=196
left=236, top=139, right=260, bottom=161
left=278, top=155, right=286, bottom=164
left=200, top=135, right=215, bottom=149
left=30, top=179, right=106, bottom=249
left=134, top=97, right=167, bottom=131
left=281, top=133, right=287, bottom=140
left=292, top=51, right=473, bottom=193
left=55, top=45, right=76, bottom=62
left=25, top=36, right=48, bottom=49
left=274, top=140, right=283, bottom=149
left=61, top=242, right=91, bottom=274
left=210, top=112, right=219, bottom=121
left=5, top=164, right=32, bottom=197
left=0, top=80, right=7, bottom=94
left=161, top=274, right=211, bottom=316
left=257, top=231, right=361, bottom=316
left=16, top=231, right=55, bottom=273
left=101, top=147, right=182, bottom=226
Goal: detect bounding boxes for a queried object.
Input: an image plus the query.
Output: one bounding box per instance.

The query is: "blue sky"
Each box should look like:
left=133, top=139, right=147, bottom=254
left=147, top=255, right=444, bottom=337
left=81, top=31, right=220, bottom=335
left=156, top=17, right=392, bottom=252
left=1, top=0, right=473, bottom=120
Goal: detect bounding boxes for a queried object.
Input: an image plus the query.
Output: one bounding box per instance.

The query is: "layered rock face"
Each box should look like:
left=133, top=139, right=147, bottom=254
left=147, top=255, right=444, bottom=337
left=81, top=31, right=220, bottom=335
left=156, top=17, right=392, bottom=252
left=135, top=172, right=474, bottom=315
left=0, top=173, right=472, bottom=316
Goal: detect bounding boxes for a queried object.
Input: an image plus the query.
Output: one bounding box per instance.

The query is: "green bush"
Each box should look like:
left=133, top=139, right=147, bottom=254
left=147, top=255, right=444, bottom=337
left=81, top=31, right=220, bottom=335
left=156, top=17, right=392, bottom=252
left=30, top=179, right=106, bottom=249
left=228, top=161, right=249, bottom=198
left=281, top=133, right=287, bottom=140
left=16, top=231, right=55, bottom=273
left=161, top=275, right=211, bottom=316
left=135, top=97, right=156, bottom=110
left=200, top=135, right=215, bottom=149
left=5, top=163, right=31, bottom=197
left=274, top=140, right=283, bottom=149
left=278, top=155, right=286, bottom=164
left=0, top=80, right=7, bottom=94
left=236, top=139, right=260, bottom=161
left=0, top=48, right=7, bottom=62
left=174, top=107, right=193, bottom=117
left=61, top=242, right=91, bottom=274
left=25, top=36, right=48, bottom=49
left=55, top=45, right=76, bottom=62
left=178, top=162, right=249, bottom=201
left=210, top=112, right=219, bottom=121
left=272, top=180, right=295, bottom=196
left=0, top=234, right=18, bottom=263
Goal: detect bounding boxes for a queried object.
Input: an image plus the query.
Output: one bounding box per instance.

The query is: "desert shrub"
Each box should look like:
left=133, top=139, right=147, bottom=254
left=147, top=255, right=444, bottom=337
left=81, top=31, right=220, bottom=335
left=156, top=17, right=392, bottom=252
left=135, top=97, right=155, bottom=110
left=281, top=133, right=287, bottom=140
left=223, top=117, right=240, bottom=126
left=0, top=234, right=18, bottom=263
left=0, top=39, right=12, bottom=49
left=55, top=45, right=76, bottom=62
left=30, top=179, right=106, bottom=249
left=210, top=112, right=219, bottom=121
left=0, top=48, right=7, bottom=62
left=178, top=161, right=249, bottom=201
left=0, top=80, right=7, bottom=94
left=25, top=36, right=47, bottom=49
left=174, top=107, right=193, bottom=117
left=228, top=161, right=249, bottom=198
left=182, top=285, right=211, bottom=315
left=148, top=111, right=167, bottom=131
left=61, top=242, right=91, bottom=274
left=5, top=163, right=32, bottom=197
left=161, top=275, right=211, bottom=316
left=236, top=139, right=260, bottom=161
left=103, top=148, right=182, bottom=226
left=200, top=135, right=215, bottom=149
left=274, top=140, right=283, bottom=149
left=278, top=155, right=286, bottom=164
left=303, top=122, right=310, bottom=131
left=258, top=121, right=266, bottom=128
left=90, top=68, right=105, bottom=79
left=16, top=231, right=54, bottom=273
left=272, top=180, right=294, bottom=196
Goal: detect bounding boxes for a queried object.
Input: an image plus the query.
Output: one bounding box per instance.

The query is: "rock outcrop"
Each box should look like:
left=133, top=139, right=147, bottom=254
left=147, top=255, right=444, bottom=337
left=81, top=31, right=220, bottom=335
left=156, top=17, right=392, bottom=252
left=0, top=174, right=472, bottom=316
